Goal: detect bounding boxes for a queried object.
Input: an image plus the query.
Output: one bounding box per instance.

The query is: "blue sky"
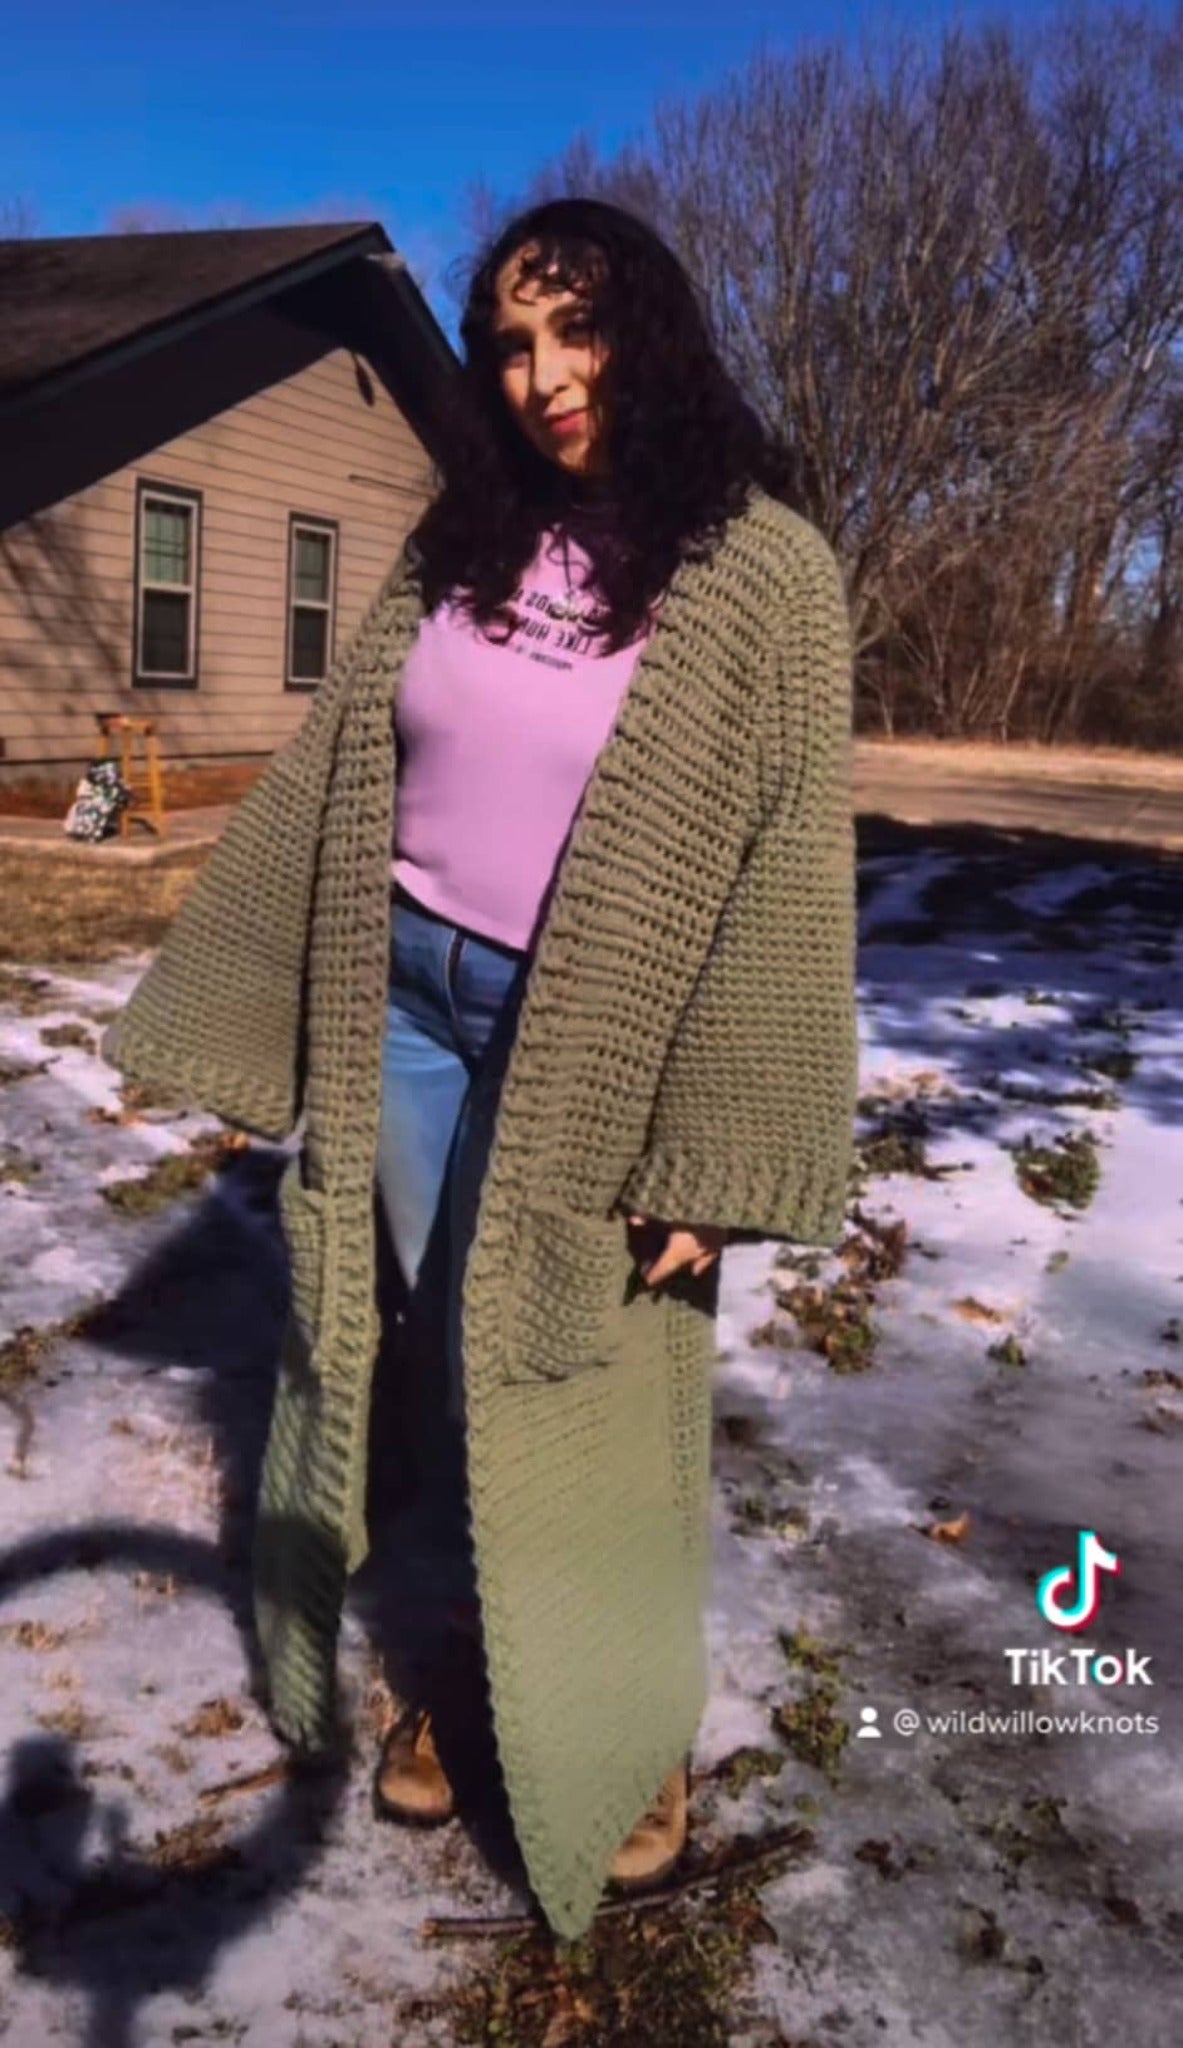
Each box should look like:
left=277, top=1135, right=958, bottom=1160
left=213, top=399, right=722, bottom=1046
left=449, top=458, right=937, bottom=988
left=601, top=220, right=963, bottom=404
left=3, top=0, right=1162, bottom=342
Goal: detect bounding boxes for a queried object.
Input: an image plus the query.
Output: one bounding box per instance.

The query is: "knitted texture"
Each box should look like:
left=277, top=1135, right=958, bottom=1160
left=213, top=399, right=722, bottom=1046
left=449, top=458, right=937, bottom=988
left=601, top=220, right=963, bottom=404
left=102, top=487, right=858, bottom=1939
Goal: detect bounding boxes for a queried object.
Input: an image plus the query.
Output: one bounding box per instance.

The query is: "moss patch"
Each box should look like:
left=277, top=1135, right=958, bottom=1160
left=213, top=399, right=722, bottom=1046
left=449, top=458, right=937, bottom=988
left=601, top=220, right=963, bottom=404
left=800, top=1290, right=875, bottom=1374
left=748, top=1317, right=802, bottom=1355
left=771, top=1629, right=849, bottom=1783
left=712, top=1746, right=787, bottom=1798
left=0, top=1299, right=117, bottom=1391
left=0, top=1054, right=52, bottom=1086
left=859, top=1122, right=929, bottom=1178
left=852, top=1091, right=977, bottom=1191
left=1010, top=1129, right=1101, bottom=1210
left=0, top=1147, right=42, bottom=1185
left=764, top=1272, right=878, bottom=1374
left=754, top=1210, right=906, bottom=1374
left=987, top=1334, right=1028, bottom=1368
left=997, top=1078, right=1119, bottom=1111
left=770, top=1688, right=849, bottom=1785
left=777, top=1628, right=844, bottom=1683
left=39, top=1021, right=97, bottom=1053
left=1080, top=1046, right=1138, bottom=1083
left=0, top=967, right=60, bottom=1014
left=100, top=1131, right=242, bottom=1215
left=446, top=1879, right=786, bottom=2048
left=0, top=1324, right=58, bottom=1391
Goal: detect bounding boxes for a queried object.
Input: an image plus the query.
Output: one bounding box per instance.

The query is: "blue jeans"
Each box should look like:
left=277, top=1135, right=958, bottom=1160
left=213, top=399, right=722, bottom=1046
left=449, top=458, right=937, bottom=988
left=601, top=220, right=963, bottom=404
left=374, top=882, right=532, bottom=1628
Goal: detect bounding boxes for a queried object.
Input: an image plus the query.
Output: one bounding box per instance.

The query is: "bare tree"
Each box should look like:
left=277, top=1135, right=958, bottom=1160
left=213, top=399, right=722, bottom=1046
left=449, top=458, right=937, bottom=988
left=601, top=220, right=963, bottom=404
left=470, top=5, right=1183, bottom=746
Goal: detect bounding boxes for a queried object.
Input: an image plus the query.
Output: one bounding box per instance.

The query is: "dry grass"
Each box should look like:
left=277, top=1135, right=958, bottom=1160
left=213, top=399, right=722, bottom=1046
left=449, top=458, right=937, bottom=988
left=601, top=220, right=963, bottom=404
left=34, top=1699, right=106, bottom=1741
left=0, top=1620, right=73, bottom=1652
left=142, top=1813, right=228, bottom=1870
left=0, top=1301, right=124, bottom=1392
left=180, top=1697, right=247, bottom=1739
left=153, top=1742, right=194, bottom=1775
left=0, top=848, right=206, bottom=965
left=854, top=736, right=1183, bottom=787
left=0, top=762, right=264, bottom=817
left=131, top=1571, right=181, bottom=1601
left=0, top=967, right=63, bottom=1014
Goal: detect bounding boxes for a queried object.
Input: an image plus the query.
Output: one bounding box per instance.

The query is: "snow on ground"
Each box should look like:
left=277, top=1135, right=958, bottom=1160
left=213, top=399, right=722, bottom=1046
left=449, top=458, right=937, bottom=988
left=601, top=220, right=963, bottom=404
left=0, top=835, right=1180, bottom=2046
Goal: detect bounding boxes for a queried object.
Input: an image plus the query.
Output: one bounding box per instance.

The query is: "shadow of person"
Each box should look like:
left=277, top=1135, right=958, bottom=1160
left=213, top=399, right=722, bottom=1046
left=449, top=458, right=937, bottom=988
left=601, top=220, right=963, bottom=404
left=0, top=1527, right=347, bottom=2048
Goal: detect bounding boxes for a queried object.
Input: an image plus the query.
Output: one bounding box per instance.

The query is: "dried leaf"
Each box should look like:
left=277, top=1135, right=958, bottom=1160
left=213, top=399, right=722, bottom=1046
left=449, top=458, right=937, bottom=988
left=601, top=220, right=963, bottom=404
left=952, top=1295, right=1006, bottom=1325
left=541, top=1985, right=585, bottom=2048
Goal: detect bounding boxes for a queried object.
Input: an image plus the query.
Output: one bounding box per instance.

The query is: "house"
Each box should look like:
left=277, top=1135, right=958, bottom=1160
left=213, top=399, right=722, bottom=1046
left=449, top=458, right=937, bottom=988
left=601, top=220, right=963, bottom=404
left=0, top=222, right=458, bottom=791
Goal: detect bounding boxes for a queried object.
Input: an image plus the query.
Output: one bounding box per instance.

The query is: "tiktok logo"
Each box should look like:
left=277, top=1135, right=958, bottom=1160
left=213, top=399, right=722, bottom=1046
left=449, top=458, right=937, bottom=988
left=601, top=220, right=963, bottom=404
left=1036, top=1530, right=1121, bottom=1631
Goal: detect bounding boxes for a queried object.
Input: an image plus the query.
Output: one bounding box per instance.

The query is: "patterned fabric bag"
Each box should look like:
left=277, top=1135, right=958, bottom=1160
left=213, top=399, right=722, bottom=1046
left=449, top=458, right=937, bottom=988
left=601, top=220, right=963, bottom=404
left=62, top=759, right=132, bottom=842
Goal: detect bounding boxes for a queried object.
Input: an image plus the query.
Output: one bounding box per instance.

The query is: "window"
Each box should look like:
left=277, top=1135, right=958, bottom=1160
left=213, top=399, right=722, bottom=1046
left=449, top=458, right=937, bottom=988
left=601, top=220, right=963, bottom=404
left=286, top=516, right=338, bottom=687
left=134, top=482, right=201, bottom=686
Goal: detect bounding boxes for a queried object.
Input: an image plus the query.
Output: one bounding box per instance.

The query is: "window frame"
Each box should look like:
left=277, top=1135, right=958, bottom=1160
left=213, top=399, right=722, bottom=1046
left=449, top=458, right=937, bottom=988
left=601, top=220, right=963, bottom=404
left=132, top=479, right=202, bottom=689
left=284, top=513, right=339, bottom=691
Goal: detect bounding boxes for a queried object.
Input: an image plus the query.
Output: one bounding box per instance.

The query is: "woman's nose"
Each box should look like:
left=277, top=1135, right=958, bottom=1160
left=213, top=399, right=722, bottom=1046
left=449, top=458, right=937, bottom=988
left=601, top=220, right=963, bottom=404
left=531, top=340, right=570, bottom=400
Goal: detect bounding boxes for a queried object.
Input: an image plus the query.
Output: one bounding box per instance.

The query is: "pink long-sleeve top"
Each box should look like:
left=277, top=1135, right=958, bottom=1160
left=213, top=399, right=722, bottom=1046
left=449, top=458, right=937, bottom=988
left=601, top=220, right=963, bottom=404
left=391, top=526, right=658, bottom=952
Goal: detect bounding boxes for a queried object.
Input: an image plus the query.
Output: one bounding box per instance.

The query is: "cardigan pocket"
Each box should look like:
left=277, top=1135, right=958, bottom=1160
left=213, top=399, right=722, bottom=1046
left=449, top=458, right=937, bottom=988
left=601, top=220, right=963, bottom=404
left=503, top=1204, right=635, bottom=1386
left=277, top=1154, right=337, bottom=1383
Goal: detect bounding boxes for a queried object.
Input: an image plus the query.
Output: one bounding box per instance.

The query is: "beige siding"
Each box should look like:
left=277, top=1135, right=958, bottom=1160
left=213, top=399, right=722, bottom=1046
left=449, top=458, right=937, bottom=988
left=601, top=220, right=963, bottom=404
left=0, top=348, right=435, bottom=778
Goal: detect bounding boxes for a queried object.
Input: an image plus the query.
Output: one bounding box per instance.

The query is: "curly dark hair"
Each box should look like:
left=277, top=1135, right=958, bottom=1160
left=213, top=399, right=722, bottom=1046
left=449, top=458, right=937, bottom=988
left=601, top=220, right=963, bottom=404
left=407, top=197, right=798, bottom=654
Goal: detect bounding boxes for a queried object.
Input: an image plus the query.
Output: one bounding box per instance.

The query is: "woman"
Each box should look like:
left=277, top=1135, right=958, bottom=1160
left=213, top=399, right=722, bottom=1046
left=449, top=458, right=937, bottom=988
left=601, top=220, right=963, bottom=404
left=103, top=197, right=858, bottom=1940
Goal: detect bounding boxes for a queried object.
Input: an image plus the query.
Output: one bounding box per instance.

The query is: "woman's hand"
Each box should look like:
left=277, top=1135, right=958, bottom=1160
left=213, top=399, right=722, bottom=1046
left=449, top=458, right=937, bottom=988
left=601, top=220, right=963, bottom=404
left=626, top=1212, right=728, bottom=1286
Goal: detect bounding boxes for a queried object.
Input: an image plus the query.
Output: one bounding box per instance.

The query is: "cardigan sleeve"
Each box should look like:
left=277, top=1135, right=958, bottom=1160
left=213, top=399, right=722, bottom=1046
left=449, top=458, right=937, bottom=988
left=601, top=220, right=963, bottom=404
left=100, top=550, right=416, bottom=1142
left=617, top=519, right=858, bottom=1245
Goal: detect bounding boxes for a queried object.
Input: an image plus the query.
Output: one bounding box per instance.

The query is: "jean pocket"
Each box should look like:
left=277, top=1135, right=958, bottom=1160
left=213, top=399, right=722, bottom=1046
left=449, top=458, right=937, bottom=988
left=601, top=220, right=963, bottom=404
left=503, top=1203, right=634, bottom=1386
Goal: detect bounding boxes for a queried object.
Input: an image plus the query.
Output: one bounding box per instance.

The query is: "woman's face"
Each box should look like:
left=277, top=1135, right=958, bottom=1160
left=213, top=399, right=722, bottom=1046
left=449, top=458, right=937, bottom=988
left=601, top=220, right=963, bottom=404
left=489, top=243, right=611, bottom=478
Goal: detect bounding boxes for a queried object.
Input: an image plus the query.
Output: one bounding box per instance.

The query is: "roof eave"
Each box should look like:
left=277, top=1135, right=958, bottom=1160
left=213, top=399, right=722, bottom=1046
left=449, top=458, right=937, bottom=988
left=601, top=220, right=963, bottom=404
left=0, top=222, right=395, bottom=421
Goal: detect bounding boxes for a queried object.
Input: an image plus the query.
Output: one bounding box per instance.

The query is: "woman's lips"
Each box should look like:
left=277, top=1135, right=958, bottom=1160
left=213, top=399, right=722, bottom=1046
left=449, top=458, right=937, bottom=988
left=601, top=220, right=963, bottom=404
left=547, top=409, right=587, bottom=438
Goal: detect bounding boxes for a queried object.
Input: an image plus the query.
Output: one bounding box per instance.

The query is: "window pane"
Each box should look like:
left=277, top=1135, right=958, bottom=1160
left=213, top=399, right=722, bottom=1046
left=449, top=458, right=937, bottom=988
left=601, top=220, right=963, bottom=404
left=142, top=589, right=190, bottom=673
left=144, top=502, right=191, bottom=585
left=291, top=605, right=329, bottom=680
left=293, top=529, right=331, bottom=603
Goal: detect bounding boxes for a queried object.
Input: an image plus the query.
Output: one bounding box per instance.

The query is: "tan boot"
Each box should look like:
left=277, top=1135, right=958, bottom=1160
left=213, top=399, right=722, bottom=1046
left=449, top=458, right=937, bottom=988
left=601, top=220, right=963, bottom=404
left=374, top=1701, right=456, bottom=1826
left=607, top=1756, right=690, bottom=1890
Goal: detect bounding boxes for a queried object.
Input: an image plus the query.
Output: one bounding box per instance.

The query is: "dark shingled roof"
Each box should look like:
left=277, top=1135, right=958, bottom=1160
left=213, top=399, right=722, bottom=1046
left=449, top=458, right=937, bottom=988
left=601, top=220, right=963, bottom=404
left=0, top=222, right=392, bottom=401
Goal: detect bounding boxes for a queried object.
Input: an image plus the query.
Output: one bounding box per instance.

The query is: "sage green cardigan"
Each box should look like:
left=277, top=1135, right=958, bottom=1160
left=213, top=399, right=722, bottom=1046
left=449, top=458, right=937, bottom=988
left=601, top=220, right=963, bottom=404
left=102, top=485, right=858, bottom=1939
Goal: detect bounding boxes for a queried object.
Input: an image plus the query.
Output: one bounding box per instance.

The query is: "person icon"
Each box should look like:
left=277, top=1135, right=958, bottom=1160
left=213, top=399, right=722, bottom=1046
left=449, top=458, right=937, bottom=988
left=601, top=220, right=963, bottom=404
left=856, top=1706, right=881, bottom=1739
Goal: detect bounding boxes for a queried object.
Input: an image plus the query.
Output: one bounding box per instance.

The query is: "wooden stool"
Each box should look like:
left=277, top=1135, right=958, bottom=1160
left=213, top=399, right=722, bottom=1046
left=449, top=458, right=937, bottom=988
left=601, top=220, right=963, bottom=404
left=95, top=714, right=166, bottom=838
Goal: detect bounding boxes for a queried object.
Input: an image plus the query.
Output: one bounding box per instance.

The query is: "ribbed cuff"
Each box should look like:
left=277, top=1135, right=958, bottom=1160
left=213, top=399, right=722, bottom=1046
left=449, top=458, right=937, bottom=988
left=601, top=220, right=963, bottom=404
left=619, top=1141, right=848, bottom=1248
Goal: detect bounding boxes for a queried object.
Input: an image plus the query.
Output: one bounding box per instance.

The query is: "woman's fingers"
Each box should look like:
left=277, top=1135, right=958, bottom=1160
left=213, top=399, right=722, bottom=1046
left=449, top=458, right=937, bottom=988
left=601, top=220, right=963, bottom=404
left=623, top=1211, right=725, bottom=1287
left=641, top=1229, right=723, bottom=1288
